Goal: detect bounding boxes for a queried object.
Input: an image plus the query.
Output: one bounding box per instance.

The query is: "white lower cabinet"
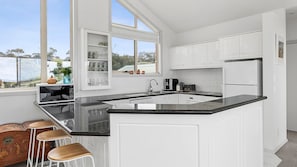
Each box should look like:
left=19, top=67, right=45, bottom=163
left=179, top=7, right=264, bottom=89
left=109, top=101, right=263, bottom=167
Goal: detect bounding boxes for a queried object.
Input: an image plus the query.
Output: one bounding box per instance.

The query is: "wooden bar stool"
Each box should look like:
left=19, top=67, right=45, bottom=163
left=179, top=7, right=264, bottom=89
left=48, top=143, right=95, bottom=167
left=26, top=120, right=55, bottom=167
left=35, top=129, right=71, bottom=167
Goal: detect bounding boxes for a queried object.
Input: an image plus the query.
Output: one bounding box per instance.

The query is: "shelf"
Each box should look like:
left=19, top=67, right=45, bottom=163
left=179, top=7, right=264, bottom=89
left=82, top=29, right=111, bottom=90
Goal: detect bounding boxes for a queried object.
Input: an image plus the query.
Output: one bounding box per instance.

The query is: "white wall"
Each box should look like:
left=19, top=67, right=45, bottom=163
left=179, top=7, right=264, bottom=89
left=174, top=69, right=222, bottom=93
left=73, top=0, right=176, bottom=97
left=0, top=91, right=47, bottom=124
left=174, top=14, right=262, bottom=46
left=262, top=9, right=287, bottom=152
left=171, top=14, right=262, bottom=93
left=286, top=16, right=297, bottom=131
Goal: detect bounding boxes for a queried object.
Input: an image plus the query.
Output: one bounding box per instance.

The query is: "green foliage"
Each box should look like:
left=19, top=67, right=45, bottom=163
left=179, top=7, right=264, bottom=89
left=52, top=67, right=72, bottom=76
left=112, top=53, right=134, bottom=70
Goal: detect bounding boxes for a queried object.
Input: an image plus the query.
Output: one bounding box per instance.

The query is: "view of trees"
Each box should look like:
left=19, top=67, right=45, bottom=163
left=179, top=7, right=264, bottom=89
left=112, top=52, right=155, bottom=71
left=0, top=47, right=70, bottom=61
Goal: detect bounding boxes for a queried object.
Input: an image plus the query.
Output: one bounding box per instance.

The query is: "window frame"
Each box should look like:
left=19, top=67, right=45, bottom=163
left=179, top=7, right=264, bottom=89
left=111, top=0, right=161, bottom=76
left=0, top=0, right=73, bottom=92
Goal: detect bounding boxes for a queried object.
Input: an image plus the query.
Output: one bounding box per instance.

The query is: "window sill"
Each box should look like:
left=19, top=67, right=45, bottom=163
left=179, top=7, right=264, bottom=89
left=112, top=73, right=162, bottom=78
left=0, top=88, right=36, bottom=97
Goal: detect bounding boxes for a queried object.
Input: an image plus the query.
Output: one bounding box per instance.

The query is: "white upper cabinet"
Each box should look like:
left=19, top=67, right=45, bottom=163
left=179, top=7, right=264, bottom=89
left=170, top=41, right=222, bottom=70
left=170, top=46, right=190, bottom=69
left=219, top=31, right=262, bottom=60
left=240, top=32, right=262, bottom=59
left=219, top=36, right=240, bottom=60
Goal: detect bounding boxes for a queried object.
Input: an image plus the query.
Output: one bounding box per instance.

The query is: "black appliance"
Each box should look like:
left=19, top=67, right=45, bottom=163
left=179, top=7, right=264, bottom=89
left=164, top=78, right=179, bottom=91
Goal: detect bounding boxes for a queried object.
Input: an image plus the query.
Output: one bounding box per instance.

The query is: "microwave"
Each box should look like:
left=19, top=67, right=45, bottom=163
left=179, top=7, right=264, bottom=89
left=36, top=84, right=74, bottom=104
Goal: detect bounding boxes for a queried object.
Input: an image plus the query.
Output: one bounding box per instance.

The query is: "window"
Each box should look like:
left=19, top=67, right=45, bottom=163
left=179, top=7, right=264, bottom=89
left=111, top=0, right=160, bottom=75
left=0, top=0, right=71, bottom=89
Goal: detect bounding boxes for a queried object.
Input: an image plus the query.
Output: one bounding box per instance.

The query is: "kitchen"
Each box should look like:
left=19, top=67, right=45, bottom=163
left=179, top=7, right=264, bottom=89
left=0, top=0, right=296, bottom=167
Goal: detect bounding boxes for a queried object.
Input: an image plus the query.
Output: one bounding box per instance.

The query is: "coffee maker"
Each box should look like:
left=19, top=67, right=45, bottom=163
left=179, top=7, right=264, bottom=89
left=164, top=78, right=178, bottom=91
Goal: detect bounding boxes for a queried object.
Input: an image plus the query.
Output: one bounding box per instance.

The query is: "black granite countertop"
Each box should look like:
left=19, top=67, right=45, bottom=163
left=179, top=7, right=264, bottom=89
left=107, top=95, right=267, bottom=114
left=75, top=91, right=223, bottom=104
left=36, top=92, right=266, bottom=136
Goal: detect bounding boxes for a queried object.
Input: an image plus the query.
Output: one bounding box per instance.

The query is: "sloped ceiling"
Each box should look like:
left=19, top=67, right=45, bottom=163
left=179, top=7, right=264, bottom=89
left=134, top=0, right=292, bottom=33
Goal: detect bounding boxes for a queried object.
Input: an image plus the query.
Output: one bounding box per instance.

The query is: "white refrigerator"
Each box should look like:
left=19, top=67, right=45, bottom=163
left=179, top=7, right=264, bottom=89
left=223, top=59, right=262, bottom=97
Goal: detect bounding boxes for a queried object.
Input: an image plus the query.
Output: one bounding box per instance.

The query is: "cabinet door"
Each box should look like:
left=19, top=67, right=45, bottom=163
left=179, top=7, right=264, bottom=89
left=191, top=43, right=207, bottom=67
left=207, top=41, right=222, bottom=67
left=219, top=36, right=240, bottom=60
left=81, top=29, right=112, bottom=90
left=170, top=46, right=189, bottom=69
left=240, top=32, right=262, bottom=58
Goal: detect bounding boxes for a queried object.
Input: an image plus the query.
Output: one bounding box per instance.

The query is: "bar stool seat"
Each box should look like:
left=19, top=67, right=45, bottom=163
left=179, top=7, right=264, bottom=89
left=48, top=143, right=95, bottom=167
left=35, top=129, right=71, bottom=167
left=27, top=120, right=55, bottom=167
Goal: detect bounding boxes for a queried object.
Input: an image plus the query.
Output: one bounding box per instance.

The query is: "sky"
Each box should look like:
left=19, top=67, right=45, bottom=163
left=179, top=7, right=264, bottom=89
left=112, top=0, right=156, bottom=56
left=0, top=0, right=70, bottom=58
left=0, top=0, right=154, bottom=59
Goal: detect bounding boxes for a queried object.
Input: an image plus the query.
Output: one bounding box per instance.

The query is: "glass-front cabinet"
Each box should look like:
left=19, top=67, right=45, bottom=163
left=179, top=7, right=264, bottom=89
left=81, top=29, right=112, bottom=90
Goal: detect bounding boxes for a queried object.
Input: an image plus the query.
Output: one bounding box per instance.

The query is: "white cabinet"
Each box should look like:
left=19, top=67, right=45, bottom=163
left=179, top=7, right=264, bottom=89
left=219, top=36, right=240, bottom=60
left=81, top=29, right=112, bottom=90
left=170, top=41, right=222, bottom=70
left=240, top=32, right=262, bottom=59
left=109, top=101, right=264, bottom=167
left=169, top=46, right=190, bottom=69
left=219, top=32, right=262, bottom=60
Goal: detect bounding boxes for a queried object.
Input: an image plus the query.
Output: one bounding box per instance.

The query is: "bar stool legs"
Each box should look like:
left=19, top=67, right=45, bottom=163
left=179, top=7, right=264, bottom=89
left=34, top=129, right=71, bottom=167
left=26, top=120, right=55, bottom=167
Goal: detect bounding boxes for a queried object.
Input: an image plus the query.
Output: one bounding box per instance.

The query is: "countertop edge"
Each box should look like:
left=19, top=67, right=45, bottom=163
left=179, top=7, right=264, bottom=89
left=107, top=96, right=267, bottom=114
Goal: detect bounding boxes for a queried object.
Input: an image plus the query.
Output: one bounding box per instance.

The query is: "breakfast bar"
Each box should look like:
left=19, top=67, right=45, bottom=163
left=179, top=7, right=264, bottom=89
left=36, top=93, right=266, bottom=167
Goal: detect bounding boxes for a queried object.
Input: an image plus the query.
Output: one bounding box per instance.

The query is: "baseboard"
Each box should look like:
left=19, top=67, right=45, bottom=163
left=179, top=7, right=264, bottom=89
left=264, top=149, right=282, bottom=167
left=273, top=138, right=288, bottom=153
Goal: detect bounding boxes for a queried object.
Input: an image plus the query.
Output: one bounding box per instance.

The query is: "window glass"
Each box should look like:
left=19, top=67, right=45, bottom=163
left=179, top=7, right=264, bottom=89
left=137, top=19, right=154, bottom=33
left=112, top=0, right=135, bottom=27
left=0, top=0, right=40, bottom=88
left=112, top=37, right=135, bottom=74
left=48, top=0, right=71, bottom=83
left=137, top=41, right=156, bottom=73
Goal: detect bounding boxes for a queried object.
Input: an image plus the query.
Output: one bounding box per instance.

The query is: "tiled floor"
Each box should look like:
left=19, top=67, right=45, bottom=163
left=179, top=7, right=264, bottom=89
left=276, top=130, right=297, bottom=167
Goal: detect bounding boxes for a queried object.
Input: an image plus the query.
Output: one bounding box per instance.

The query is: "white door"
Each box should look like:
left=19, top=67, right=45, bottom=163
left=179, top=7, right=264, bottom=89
left=224, top=60, right=260, bottom=85
left=224, top=85, right=260, bottom=97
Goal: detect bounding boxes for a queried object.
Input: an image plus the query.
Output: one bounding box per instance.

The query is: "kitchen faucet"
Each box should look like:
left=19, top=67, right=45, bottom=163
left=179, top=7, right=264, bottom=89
left=148, top=79, right=158, bottom=93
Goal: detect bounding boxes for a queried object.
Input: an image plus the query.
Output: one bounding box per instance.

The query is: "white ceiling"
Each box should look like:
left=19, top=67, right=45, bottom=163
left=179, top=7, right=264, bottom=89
left=139, top=0, right=290, bottom=33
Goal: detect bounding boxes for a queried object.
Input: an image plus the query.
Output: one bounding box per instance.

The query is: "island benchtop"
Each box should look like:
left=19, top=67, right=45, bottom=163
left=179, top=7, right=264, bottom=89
left=36, top=93, right=266, bottom=136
